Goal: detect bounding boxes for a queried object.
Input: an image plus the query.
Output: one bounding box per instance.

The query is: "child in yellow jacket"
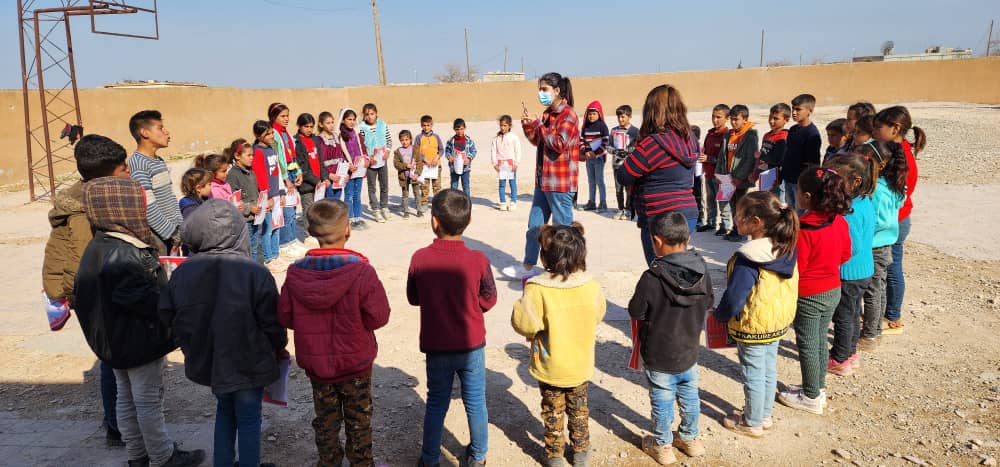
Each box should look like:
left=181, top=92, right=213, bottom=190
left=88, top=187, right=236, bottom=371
left=512, top=222, right=606, bottom=466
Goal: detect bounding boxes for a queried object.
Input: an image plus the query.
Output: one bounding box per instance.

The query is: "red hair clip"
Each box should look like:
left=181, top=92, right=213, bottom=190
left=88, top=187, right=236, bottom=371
left=816, top=168, right=824, bottom=177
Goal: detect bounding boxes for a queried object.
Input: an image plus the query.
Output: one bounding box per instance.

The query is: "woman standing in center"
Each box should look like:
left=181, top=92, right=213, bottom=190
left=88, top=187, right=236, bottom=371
left=615, top=85, right=700, bottom=265
left=506, top=72, right=580, bottom=280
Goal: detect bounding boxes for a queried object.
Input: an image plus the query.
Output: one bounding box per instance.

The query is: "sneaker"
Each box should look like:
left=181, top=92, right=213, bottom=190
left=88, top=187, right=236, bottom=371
left=614, top=209, right=624, bottom=220
left=509, top=202, right=517, bottom=211
left=265, top=259, right=288, bottom=274
left=777, top=389, right=825, bottom=415
left=714, top=226, right=727, bottom=236
left=882, top=319, right=904, bottom=335
left=696, top=223, right=716, bottom=232
left=597, top=203, right=607, bottom=213
left=106, top=426, right=125, bottom=448
left=403, top=210, right=410, bottom=219
left=782, top=385, right=828, bottom=408
left=725, top=232, right=746, bottom=242
left=827, top=358, right=854, bottom=376
left=672, top=436, right=705, bottom=457
left=498, top=202, right=508, bottom=211
left=501, top=264, right=541, bottom=280
left=848, top=353, right=861, bottom=369
left=722, top=413, right=765, bottom=438
left=583, top=202, right=597, bottom=211
left=728, top=408, right=774, bottom=430
left=642, top=435, right=678, bottom=465
left=382, top=208, right=391, bottom=221
left=464, top=445, right=486, bottom=467
left=374, top=210, right=387, bottom=223
left=624, top=209, right=633, bottom=220
left=291, top=240, right=309, bottom=255
left=416, top=209, right=424, bottom=217
left=354, top=220, right=369, bottom=231
left=416, top=459, right=439, bottom=467
left=161, top=446, right=206, bottom=467
left=571, top=449, right=592, bottom=467
left=302, top=236, right=319, bottom=249
left=857, top=336, right=879, bottom=352
left=127, top=457, right=150, bottom=467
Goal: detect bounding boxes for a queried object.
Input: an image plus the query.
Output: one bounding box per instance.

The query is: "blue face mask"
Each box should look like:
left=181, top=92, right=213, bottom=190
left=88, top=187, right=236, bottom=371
left=537, top=91, right=553, bottom=107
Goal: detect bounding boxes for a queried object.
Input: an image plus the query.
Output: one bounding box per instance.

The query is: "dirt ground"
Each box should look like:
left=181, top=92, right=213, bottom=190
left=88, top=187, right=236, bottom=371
left=0, top=102, right=998, bottom=466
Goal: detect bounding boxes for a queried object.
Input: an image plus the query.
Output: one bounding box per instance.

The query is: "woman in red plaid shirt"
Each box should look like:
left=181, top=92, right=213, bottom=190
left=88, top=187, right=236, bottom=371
left=504, top=72, right=581, bottom=280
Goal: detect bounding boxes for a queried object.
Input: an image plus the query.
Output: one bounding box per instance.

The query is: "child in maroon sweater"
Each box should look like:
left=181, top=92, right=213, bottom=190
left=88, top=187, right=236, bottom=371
left=698, top=104, right=729, bottom=233
left=278, top=199, right=391, bottom=467
left=407, top=188, right=497, bottom=467
left=778, top=166, right=851, bottom=416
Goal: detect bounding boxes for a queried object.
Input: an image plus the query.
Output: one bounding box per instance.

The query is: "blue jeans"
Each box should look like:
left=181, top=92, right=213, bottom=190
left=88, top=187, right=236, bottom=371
left=324, top=186, right=343, bottom=201
left=736, top=341, right=779, bottom=427
left=645, top=366, right=700, bottom=445
left=214, top=387, right=263, bottom=467
left=523, top=187, right=575, bottom=266
left=246, top=221, right=260, bottom=262
left=783, top=181, right=798, bottom=210
left=259, top=211, right=279, bottom=262
left=344, top=178, right=364, bottom=220
left=450, top=170, right=471, bottom=197
left=640, top=217, right=697, bottom=265
left=279, top=205, right=297, bottom=246
left=885, top=216, right=910, bottom=321
left=585, top=157, right=606, bottom=206
left=101, top=360, right=118, bottom=432
left=422, top=347, right=488, bottom=465
left=498, top=177, right=517, bottom=204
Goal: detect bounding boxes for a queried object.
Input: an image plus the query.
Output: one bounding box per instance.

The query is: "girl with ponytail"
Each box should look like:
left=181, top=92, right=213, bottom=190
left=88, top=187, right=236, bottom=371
left=822, top=152, right=877, bottom=374
left=777, top=166, right=852, bottom=415
left=873, top=106, right=925, bottom=332
left=714, top=191, right=799, bottom=437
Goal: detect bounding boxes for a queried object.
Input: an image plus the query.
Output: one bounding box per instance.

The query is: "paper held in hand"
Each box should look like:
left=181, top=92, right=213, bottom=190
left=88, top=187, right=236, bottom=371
left=229, top=190, right=242, bottom=209
left=271, top=197, right=285, bottom=229
left=350, top=157, right=367, bottom=179
left=716, top=174, right=736, bottom=201
left=333, top=162, right=349, bottom=189
left=498, top=160, right=515, bottom=180
left=420, top=165, right=439, bottom=180
left=453, top=150, right=466, bottom=175
left=284, top=190, right=300, bottom=208
left=263, top=356, right=291, bottom=406
left=612, top=131, right=628, bottom=151
left=253, top=195, right=268, bottom=226
left=757, top=168, right=778, bottom=191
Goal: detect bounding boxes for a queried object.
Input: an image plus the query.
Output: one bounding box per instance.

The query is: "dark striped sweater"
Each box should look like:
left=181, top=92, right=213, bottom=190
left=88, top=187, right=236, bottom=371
left=615, top=129, right=699, bottom=223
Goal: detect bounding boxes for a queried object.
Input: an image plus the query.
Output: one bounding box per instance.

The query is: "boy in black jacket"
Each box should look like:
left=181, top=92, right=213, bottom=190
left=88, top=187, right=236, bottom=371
left=628, top=212, right=713, bottom=466
left=74, top=177, right=205, bottom=467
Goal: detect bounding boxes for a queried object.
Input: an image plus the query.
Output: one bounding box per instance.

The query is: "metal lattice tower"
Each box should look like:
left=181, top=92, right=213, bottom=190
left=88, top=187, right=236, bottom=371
left=17, top=0, right=158, bottom=201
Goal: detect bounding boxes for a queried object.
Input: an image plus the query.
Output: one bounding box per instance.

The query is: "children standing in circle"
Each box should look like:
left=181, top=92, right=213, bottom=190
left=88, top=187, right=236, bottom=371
left=823, top=152, right=877, bottom=374
left=874, top=106, right=925, bottom=334
left=179, top=168, right=212, bottom=220
left=337, top=108, right=370, bottom=230
left=714, top=191, right=798, bottom=437
left=858, top=141, right=907, bottom=348
left=359, top=103, right=392, bottom=223
left=491, top=115, right=522, bottom=211
left=317, top=111, right=346, bottom=201
left=777, top=166, right=852, bottom=415
left=294, top=113, right=327, bottom=229
left=446, top=118, right=478, bottom=198
left=251, top=121, right=284, bottom=271
left=225, top=139, right=264, bottom=262
left=580, top=101, right=609, bottom=212
left=512, top=222, right=605, bottom=467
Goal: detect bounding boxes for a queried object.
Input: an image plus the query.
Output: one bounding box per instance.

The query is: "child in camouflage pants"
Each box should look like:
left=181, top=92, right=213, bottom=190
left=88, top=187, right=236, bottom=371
left=311, top=375, right=374, bottom=466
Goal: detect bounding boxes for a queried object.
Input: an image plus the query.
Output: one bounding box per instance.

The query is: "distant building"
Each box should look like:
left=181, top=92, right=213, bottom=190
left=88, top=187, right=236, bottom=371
left=104, top=80, right=207, bottom=89
left=853, top=46, right=973, bottom=63
left=481, top=72, right=525, bottom=82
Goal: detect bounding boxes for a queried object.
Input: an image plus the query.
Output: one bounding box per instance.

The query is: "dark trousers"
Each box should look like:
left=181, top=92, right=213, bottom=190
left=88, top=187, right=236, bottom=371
left=793, top=288, right=840, bottom=399
left=311, top=372, right=374, bottom=467
left=100, top=360, right=118, bottom=432
left=831, top=277, right=871, bottom=363
left=366, top=165, right=389, bottom=210
left=693, top=175, right=705, bottom=225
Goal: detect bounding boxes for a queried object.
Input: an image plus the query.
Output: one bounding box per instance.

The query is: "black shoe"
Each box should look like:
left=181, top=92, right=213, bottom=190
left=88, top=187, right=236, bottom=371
left=725, top=231, right=746, bottom=242
left=128, top=456, right=150, bottom=467
left=696, top=223, right=716, bottom=233
left=105, top=426, right=125, bottom=448
left=416, top=209, right=424, bottom=217
left=464, top=445, right=486, bottom=467
left=583, top=202, right=596, bottom=211
left=597, top=203, right=607, bottom=212
left=417, top=458, right=440, bottom=467
left=161, top=447, right=206, bottom=467
left=715, top=226, right=727, bottom=236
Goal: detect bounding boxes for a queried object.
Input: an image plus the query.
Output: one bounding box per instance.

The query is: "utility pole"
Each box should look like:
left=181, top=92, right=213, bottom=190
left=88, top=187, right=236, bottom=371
left=988, top=20, right=994, bottom=56
left=371, top=0, right=386, bottom=85
left=521, top=56, right=524, bottom=73
left=760, top=29, right=765, bottom=67
left=465, top=28, right=472, bottom=81
left=503, top=47, right=508, bottom=72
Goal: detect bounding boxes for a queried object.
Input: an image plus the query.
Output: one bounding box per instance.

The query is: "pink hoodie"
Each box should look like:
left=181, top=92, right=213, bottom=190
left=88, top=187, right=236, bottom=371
left=210, top=178, right=234, bottom=201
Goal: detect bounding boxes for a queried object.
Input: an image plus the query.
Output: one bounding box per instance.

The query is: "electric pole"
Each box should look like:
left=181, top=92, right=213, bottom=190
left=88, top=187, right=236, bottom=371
left=988, top=20, right=994, bottom=56
left=465, top=28, right=472, bottom=81
left=759, top=29, right=765, bottom=67
left=503, top=47, right=508, bottom=72
left=371, top=0, right=386, bottom=85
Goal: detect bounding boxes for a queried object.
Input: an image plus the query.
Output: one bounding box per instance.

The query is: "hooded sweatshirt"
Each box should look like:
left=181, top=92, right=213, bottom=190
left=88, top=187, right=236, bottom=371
left=279, top=248, right=391, bottom=383
left=161, top=199, right=287, bottom=394
left=512, top=272, right=606, bottom=387
left=797, top=211, right=852, bottom=296
left=580, top=101, right=609, bottom=160
left=714, top=238, right=799, bottom=344
left=43, top=180, right=92, bottom=303
left=627, top=250, right=714, bottom=374
left=615, top=127, right=700, bottom=223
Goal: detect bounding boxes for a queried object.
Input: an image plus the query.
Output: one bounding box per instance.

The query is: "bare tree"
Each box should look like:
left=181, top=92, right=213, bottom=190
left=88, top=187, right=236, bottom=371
left=766, top=59, right=794, bottom=67
left=434, top=63, right=480, bottom=83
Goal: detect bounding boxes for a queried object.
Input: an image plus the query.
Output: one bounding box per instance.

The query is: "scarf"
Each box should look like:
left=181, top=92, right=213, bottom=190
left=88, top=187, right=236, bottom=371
left=359, top=118, right=388, bottom=152
left=83, top=176, right=157, bottom=247
left=726, top=121, right=754, bottom=169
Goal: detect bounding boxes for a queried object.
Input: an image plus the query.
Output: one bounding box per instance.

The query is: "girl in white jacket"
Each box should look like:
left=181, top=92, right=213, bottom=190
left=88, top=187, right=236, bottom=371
left=491, top=114, right=522, bottom=211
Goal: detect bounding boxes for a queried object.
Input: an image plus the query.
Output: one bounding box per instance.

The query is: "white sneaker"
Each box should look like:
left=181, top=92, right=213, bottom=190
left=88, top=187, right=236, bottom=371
left=265, top=258, right=288, bottom=274
left=501, top=264, right=541, bottom=280
left=303, top=236, right=319, bottom=249
left=777, top=388, right=825, bottom=415
left=509, top=202, right=517, bottom=211
left=498, top=202, right=507, bottom=211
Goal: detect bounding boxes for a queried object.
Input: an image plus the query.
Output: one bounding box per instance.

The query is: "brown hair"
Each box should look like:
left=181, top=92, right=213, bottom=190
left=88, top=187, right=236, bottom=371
left=736, top=191, right=799, bottom=258
left=307, top=199, right=350, bottom=245
left=180, top=168, right=212, bottom=197
left=878, top=141, right=909, bottom=196
left=874, top=105, right=927, bottom=155
left=825, top=151, right=877, bottom=198
left=193, top=153, right=229, bottom=176
left=431, top=188, right=472, bottom=236
left=638, top=84, right=691, bottom=140
left=854, top=115, right=875, bottom=138
left=797, top=165, right=852, bottom=215
left=223, top=138, right=251, bottom=163
left=539, top=222, right=587, bottom=281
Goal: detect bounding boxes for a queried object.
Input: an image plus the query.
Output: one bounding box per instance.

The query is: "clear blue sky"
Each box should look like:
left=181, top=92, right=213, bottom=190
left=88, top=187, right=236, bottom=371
left=2, top=0, right=997, bottom=89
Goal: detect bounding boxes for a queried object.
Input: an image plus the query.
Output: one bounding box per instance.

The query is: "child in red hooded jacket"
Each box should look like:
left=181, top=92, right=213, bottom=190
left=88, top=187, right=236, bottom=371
left=580, top=101, right=610, bottom=212
left=278, top=199, right=390, bottom=467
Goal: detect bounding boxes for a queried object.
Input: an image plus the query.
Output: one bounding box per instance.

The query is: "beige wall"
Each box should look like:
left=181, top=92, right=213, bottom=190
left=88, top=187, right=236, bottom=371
left=3, top=57, right=999, bottom=187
